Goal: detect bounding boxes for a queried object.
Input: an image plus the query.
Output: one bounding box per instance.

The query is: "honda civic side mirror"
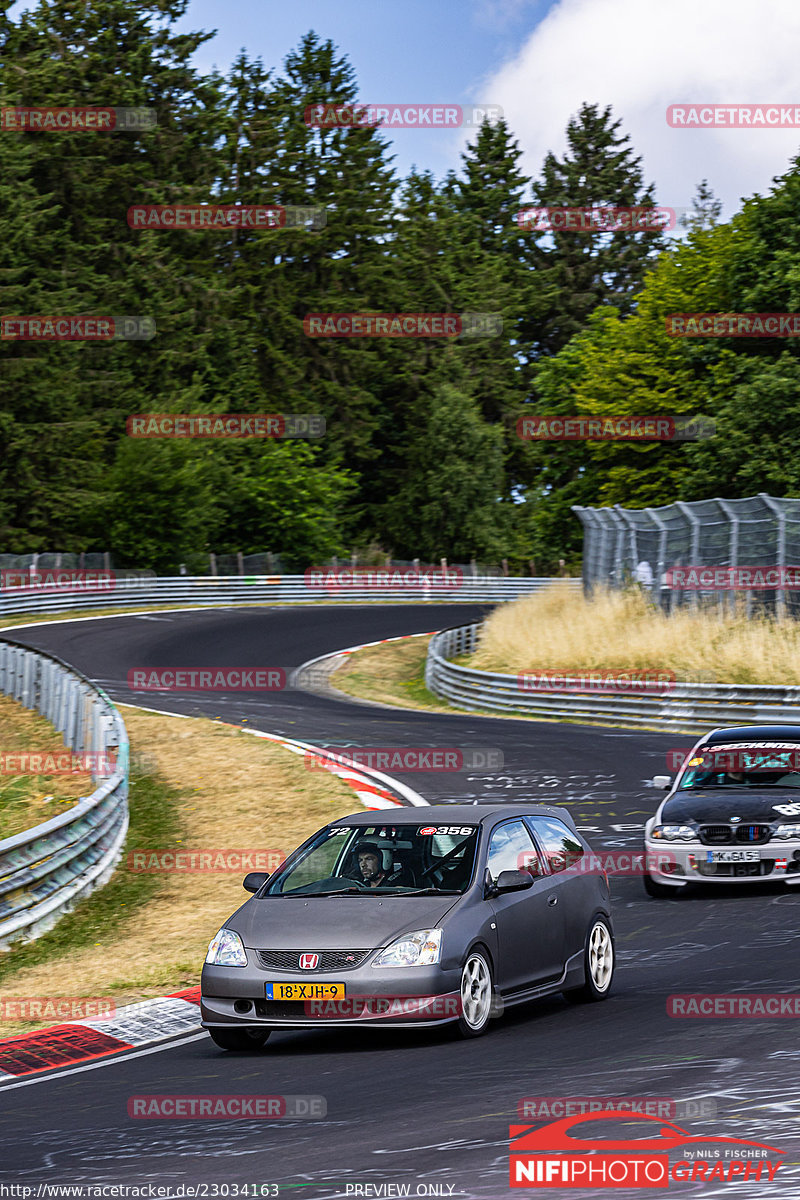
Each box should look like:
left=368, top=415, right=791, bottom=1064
left=494, top=869, right=535, bottom=894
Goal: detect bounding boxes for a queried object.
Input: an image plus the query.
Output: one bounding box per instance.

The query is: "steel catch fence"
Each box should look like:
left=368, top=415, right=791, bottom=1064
left=573, top=493, right=800, bottom=617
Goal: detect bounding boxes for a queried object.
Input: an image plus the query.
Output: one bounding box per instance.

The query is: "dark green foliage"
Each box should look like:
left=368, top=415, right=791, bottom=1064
left=3, top=4, right=796, bottom=572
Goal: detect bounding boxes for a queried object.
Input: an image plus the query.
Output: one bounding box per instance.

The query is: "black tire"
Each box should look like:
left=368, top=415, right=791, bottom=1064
left=455, top=948, right=494, bottom=1038
left=208, top=1026, right=271, bottom=1051
left=563, top=915, right=614, bottom=1004
left=643, top=873, right=686, bottom=899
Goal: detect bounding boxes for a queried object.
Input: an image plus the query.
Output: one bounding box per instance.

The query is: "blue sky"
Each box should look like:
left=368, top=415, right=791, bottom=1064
left=175, top=0, right=557, bottom=185
left=10, top=0, right=800, bottom=216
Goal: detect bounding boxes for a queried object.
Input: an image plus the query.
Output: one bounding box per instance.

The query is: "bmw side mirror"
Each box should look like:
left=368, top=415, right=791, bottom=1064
left=495, top=869, right=535, bottom=894
left=652, top=775, right=672, bottom=790
left=243, top=871, right=269, bottom=893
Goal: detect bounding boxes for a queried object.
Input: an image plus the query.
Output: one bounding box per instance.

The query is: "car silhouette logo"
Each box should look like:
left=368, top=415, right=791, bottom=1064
left=510, top=1111, right=782, bottom=1155
left=299, top=953, right=319, bottom=969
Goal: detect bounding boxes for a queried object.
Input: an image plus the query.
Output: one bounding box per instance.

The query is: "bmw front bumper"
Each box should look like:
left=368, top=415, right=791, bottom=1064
left=644, top=838, right=800, bottom=886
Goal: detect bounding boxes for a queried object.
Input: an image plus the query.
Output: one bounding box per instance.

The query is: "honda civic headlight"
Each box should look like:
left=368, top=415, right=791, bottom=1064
left=651, top=825, right=696, bottom=841
left=774, top=824, right=800, bottom=839
left=373, top=929, right=442, bottom=967
left=205, top=928, right=247, bottom=967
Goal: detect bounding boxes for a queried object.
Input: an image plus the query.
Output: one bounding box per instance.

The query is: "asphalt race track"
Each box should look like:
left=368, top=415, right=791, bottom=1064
left=2, top=605, right=800, bottom=1198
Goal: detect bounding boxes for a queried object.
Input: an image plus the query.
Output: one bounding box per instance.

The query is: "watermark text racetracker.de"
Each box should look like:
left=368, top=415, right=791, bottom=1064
left=305, top=746, right=504, bottom=772
left=666, top=565, right=800, bottom=589
left=516, top=206, right=677, bottom=232
left=0, top=997, right=115, bottom=1022
left=127, top=849, right=285, bottom=873
left=0, top=106, right=156, bottom=131
left=304, top=313, right=501, bottom=338
left=127, top=668, right=286, bottom=691
left=516, top=415, right=715, bottom=441
left=518, top=850, right=677, bottom=877
left=668, top=104, right=800, bottom=127
left=128, top=205, right=326, bottom=230
left=304, top=102, right=502, bottom=128
left=303, top=995, right=463, bottom=1020
left=667, top=313, right=800, bottom=337
left=668, top=993, right=800, bottom=1017
left=127, top=1095, right=326, bottom=1119
left=305, top=567, right=462, bottom=593
left=1, top=316, right=155, bottom=341
left=517, top=1096, right=717, bottom=1120
left=668, top=744, right=800, bottom=772
left=0, top=569, right=154, bottom=593
left=0, top=751, right=117, bottom=776
left=517, top=669, right=676, bottom=695
left=126, top=414, right=325, bottom=439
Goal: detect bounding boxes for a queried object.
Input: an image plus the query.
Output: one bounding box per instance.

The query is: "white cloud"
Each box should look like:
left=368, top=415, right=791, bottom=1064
left=479, top=0, right=800, bottom=217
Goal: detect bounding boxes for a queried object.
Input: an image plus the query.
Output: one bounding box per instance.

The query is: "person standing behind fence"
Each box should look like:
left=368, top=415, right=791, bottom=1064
left=635, top=560, right=654, bottom=593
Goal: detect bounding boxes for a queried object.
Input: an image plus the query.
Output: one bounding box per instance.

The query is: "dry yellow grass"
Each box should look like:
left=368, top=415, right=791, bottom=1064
left=0, top=694, right=91, bottom=838
left=0, top=706, right=359, bottom=1032
left=330, top=637, right=456, bottom=712
left=471, top=584, right=800, bottom=684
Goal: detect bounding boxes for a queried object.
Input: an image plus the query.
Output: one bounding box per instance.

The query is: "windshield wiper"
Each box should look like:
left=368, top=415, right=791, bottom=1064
left=381, top=887, right=460, bottom=896
left=279, top=886, right=369, bottom=897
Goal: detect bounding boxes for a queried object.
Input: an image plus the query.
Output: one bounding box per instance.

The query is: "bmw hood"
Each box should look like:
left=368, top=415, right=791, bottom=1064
left=662, top=791, right=796, bottom=824
left=224, top=894, right=462, bottom=950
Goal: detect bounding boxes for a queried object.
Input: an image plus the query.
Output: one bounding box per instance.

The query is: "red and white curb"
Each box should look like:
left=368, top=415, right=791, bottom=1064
left=0, top=718, right=428, bottom=1080
left=294, top=629, right=437, bottom=680
left=0, top=987, right=201, bottom=1081
left=241, top=726, right=429, bottom=809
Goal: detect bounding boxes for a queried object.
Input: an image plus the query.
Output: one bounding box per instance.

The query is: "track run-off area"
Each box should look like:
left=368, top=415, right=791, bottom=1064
left=2, top=604, right=800, bottom=1199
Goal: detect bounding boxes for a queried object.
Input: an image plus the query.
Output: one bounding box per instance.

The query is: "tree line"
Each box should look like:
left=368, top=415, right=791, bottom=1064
left=1, top=0, right=795, bottom=572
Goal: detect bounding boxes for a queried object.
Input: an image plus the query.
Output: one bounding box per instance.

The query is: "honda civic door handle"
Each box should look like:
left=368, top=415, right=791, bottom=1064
left=547, top=895, right=558, bottom=907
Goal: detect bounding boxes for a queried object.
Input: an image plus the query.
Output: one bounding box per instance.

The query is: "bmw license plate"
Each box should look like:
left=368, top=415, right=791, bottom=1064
left=706, top=850, right=759, bottom=863
left=265, top=982, right=345, bottom=1000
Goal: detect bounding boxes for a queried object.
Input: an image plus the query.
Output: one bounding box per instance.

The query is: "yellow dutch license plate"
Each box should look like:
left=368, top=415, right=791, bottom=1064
left=265, top=981, right=345, bottom=1001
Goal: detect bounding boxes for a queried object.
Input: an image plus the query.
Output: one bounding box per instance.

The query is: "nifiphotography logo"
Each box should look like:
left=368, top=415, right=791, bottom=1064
left=509, top=1109, right=783, bottom=1188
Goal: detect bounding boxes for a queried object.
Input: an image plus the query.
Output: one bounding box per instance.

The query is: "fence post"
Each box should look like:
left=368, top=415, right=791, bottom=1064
left=761, top=494, right=786, bottom=619
left=675, top=501, right=700, bottom=611
left=718, top=498, right=739, bottom=617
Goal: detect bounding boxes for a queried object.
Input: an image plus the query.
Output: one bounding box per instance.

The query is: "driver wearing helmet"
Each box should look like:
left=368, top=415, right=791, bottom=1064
left=356, top=841, right=402, bottom=888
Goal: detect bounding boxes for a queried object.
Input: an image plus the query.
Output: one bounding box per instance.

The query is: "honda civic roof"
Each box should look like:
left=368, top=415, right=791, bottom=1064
left=336, top=803, right=577, bottom=826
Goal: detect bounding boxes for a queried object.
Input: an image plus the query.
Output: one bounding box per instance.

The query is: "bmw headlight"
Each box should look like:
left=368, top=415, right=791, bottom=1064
left=373, top=929, right=442, bottom=967
left=774, top=823, right=800, bottom=840
left=205, top=927, right=247, bottom=967
left=651, top=824, right=696, bottom=842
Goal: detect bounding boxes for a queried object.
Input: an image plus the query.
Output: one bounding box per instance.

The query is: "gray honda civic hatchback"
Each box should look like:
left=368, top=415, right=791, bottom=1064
left=201, top=804, right=614, bottom=1048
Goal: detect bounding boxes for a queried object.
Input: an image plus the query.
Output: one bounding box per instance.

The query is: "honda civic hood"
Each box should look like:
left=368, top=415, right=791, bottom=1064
left=226, top=894, right=460, bottom=950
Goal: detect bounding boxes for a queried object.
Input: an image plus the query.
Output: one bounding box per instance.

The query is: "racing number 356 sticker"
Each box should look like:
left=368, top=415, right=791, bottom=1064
left=419, top=826, right=474, bottom=836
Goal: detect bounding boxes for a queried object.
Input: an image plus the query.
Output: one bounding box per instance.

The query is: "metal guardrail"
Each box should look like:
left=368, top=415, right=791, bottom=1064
left=0, top=640, right=129, bottom=950
left=425, top=622, right=800, bottom=732
left=0, top=575, right=579, bottom=618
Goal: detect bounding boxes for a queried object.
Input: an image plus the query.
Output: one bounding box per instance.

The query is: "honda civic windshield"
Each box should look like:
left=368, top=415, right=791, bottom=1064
left=264, top=822, right=479, bottom=896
